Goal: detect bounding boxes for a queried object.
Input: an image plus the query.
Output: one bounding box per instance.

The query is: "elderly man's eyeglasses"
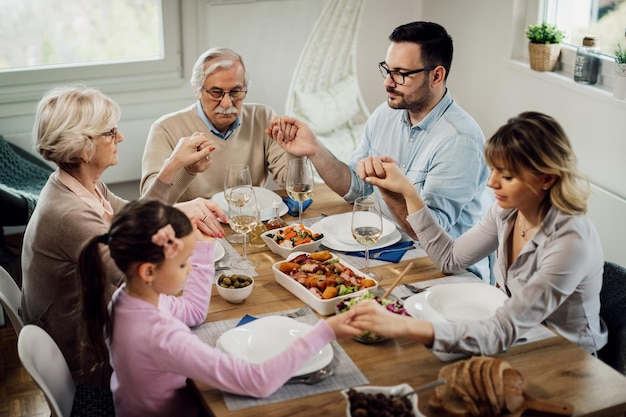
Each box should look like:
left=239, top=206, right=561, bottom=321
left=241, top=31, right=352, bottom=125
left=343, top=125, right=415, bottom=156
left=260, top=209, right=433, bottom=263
left=378, top=61, right=436, bottom=85
left=202, top=87, right=247, bottom=101
left=101, top=126, right=118, bottom=141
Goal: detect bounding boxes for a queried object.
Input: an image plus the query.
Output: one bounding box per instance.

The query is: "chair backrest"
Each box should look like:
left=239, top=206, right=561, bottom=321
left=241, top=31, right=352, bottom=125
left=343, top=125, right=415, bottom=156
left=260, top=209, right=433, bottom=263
left=18, top=324, right=76, bottom=417
left=599, top=261, right=626, bottom=375
left=0, top=265, right=24, bottom=334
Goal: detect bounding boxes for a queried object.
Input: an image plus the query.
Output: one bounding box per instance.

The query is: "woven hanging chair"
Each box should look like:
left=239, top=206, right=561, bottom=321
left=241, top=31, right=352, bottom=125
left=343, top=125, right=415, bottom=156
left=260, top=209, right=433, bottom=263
left=285, top=0, right=370, bottom=173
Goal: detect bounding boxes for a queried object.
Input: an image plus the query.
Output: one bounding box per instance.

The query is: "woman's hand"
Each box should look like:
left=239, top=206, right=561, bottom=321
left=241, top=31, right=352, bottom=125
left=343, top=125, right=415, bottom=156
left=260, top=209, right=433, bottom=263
left=325, top=308, right=363, bottom=339
left=174, top=198, right=226, bottom=239
left=159, top=132, right=215, bottom=183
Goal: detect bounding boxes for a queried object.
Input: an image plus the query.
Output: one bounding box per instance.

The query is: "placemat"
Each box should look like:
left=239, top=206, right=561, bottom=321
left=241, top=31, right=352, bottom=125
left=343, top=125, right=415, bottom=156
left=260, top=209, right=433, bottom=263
left=191, top=308, right=368, bottom=411
left=298, top=216, right=427, bottom=269
left=391, top=273, right=558, bottom=362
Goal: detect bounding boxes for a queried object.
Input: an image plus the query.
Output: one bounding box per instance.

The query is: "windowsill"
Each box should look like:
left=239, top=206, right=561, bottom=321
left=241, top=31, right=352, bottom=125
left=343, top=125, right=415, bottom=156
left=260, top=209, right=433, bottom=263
left=507, top=59, right=626, bottom=109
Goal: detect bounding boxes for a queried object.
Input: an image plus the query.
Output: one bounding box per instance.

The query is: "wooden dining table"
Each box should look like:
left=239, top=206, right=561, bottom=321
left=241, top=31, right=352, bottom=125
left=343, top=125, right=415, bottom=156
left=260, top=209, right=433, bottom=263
left=190, top=184, right=626, bottom=417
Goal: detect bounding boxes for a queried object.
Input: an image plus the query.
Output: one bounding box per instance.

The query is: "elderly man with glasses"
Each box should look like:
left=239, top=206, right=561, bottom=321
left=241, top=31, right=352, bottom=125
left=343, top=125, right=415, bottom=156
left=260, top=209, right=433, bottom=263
left=141, top=47, right=294, bottom=203
left=268, top=21, right=492, bottom=281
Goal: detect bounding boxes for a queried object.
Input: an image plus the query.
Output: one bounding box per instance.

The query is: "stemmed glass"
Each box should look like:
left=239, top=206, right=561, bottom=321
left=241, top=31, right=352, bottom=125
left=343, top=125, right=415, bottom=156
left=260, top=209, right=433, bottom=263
left=286, top=158, right=314, bottom=225
left=352, top=196, right=383, bottom=281
left=227, top=185, right=260, bottom=269
left=224, top=164, right=252, bottom=244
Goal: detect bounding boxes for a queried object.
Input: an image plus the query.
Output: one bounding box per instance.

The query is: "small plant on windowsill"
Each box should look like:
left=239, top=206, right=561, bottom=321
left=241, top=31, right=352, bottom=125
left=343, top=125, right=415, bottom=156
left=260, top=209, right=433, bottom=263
left=526, top=22, right=565, bottom=72
left=613, top=42, right=626, bottom=100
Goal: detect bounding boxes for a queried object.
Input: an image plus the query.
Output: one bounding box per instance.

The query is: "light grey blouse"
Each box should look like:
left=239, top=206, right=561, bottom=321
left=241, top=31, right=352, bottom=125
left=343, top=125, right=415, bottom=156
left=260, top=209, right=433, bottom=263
left=408, top=203, right=607, bottom=354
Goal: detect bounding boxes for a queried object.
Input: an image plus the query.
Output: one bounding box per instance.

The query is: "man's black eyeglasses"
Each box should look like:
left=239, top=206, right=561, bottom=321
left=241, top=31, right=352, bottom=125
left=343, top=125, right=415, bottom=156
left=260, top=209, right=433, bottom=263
left=202, top=87, right=247, bottom=101
left=378, top=61, right=436, bottom=85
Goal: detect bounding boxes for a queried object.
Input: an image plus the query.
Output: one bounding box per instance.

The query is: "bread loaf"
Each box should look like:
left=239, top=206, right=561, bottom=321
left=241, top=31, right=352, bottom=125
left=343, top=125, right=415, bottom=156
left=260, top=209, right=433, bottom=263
left=429, top=357, right=526, bottom=417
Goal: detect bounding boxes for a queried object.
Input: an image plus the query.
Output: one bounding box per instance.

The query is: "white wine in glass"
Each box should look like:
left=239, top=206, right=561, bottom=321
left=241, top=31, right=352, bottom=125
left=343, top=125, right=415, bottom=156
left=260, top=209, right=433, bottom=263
left=286, top=158, right=314, bottom=225
left=228, top=185, right=259, bottom=269
left=224, top=164, right=252, bottom=244
left=352, top=196, right=383, bottom=281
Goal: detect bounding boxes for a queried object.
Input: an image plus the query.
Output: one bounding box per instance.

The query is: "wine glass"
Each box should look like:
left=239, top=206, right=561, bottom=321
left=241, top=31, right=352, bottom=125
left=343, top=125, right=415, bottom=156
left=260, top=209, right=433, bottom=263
left=224, top=164, right=252, bottom=244
left=227, top=185, right=260, bottom=269
left=352, top=196, right=383, bottom=281
left=286, top=158, right=314, bottom=225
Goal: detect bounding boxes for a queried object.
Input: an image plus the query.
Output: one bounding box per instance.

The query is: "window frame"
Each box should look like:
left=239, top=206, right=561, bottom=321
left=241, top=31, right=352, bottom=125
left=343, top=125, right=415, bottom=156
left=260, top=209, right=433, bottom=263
left=0, top=0, right=184, bottom=105
left=519, top=0, right=619, bottom=95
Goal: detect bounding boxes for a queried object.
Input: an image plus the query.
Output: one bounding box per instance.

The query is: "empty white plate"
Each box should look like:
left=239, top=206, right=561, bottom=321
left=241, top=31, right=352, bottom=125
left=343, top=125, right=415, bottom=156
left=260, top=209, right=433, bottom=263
left=211, top=187, right=288, bottom=222
left=216, top=315, right=333, bottom=377
left=404, top=283, right=508, bottom=322
left=318, top=212, right=396, bottom=244
left=310, top=220, right=402, bottom=252
left=214, top=240, right=225, bottom=262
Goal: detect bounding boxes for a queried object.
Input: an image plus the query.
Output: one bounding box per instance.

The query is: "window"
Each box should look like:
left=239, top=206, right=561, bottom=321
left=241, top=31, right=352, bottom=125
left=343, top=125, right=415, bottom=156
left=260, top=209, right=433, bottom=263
left=0, top=0, right=182, bottom=104
left=544, top=0, right=626, bottom=56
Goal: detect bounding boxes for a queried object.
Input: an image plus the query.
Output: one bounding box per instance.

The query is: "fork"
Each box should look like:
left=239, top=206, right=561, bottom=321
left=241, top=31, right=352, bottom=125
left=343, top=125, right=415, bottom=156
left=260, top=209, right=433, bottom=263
left=283, top=306, right=311, bottom=318
left=403, top=283, right=430, bottom=294
left=371, top=245, right=416, bottom=259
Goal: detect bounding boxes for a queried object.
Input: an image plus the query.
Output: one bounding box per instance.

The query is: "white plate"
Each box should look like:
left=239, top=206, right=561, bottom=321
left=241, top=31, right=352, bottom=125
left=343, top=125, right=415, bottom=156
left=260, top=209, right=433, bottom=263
left=404, top=283, right=508, bottom=322
left=214, top=240, right=225, bottom=262
left=211, top=187, right=288, bottom=222
left=310, top=221, right=402, bottom=252
left=216, top=315, right=333, bottom=377
left=319, top=212, right=396, bottom=244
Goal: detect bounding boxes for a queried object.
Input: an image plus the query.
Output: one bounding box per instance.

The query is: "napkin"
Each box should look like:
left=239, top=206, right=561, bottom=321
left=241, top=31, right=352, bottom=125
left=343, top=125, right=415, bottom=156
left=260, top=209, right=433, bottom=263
left=282, top=196, right=313, bottom=217
left=346, top=240, right=415, bottom=263
left=236, top=314, right=258, bottom=327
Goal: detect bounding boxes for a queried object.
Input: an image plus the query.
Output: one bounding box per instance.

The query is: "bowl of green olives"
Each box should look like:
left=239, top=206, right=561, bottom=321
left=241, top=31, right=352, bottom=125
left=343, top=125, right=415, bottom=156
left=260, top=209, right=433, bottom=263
left=215, top=274, right=254, bottom=304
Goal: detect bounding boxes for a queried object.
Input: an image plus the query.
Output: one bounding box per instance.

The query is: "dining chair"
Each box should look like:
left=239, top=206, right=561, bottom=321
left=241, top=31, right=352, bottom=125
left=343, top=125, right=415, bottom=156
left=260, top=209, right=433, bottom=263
left=598, top=261, right=626, bottom=376
left=17, top=325, right=116, bottom=417
left=0, top=265, right=23, bottom=335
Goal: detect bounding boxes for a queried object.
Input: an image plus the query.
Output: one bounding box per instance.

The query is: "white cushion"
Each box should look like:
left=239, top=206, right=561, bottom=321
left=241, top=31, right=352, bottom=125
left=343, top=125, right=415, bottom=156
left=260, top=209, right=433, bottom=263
left=293, top=75, right=360, bottom=135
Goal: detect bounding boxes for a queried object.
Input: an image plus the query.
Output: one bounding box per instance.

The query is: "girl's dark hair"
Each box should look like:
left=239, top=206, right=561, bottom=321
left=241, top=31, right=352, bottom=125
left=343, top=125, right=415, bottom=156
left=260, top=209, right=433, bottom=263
left=78, top=199, right=192, bottom=371
left=484, top=111, right=590, bottom=217
left=389, top=21, right=453, bottom=80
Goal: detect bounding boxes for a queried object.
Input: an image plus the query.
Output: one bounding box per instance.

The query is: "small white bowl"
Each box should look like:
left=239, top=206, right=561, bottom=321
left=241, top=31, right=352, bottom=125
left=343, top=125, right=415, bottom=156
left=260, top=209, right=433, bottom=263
left=261, top=224, right=324, bottom=259
left=215, top=274, right=254, bottom=304
left=342, top=383, right=421, bottom=417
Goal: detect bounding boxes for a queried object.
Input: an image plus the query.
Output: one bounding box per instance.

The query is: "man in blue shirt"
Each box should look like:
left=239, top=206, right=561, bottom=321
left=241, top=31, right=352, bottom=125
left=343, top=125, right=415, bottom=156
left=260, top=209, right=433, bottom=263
left=268, top=22, right=491, bottom=280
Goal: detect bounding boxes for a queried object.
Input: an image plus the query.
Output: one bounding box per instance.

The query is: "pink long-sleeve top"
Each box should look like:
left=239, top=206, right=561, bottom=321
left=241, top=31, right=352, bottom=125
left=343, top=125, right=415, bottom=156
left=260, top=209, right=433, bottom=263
left=108, top=241, right=335, bottom=417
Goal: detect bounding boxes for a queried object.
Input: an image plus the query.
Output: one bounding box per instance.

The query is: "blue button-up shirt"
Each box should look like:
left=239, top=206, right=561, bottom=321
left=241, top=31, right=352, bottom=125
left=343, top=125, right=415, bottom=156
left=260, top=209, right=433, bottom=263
left=345, top=91, right=492, bottom=279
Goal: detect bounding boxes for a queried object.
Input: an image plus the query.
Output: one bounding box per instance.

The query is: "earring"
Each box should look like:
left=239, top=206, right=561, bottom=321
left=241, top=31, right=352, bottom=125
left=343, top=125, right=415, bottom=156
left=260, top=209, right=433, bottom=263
left=146, top=280, right=152, bottom=287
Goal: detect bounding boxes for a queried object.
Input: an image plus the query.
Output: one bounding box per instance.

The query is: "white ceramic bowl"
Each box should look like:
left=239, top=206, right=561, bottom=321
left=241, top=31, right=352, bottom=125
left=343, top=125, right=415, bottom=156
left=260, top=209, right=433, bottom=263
left=341, top=383, right=422, bottom=417
left=215, top=274, right=254, bottom=304
left=261, top=224, right=324, bottom=258
left=272, top=251, right=378, bottom=315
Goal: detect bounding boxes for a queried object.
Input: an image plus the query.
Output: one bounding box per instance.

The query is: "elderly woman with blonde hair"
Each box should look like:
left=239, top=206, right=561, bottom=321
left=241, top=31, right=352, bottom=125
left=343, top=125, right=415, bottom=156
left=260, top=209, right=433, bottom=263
left=20, top=84, right=226, bottom=390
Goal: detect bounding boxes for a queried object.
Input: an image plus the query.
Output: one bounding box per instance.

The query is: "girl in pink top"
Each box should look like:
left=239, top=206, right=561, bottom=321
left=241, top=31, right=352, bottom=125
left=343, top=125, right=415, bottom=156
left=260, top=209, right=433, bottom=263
left=78, top=200, right=361, bottom=417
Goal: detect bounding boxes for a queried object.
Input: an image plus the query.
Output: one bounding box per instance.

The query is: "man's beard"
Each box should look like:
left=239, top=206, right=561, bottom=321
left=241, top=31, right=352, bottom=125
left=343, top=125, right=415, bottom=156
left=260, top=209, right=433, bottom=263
left=386, top=77, right=432, bottom=113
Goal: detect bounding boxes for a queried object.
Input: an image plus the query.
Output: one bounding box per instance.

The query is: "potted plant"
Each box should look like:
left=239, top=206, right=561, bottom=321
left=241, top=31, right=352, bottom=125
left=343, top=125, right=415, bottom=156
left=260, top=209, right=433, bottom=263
left=526, top=22, right=565, bottom=72
left=614, top=42, right=626, bottom=100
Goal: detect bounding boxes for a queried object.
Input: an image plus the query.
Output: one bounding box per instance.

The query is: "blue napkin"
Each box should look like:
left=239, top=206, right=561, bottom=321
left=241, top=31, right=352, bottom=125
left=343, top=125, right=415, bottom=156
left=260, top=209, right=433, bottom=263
left=236, top=314, right=258, bottom=327
left=346, top=240, right=415, bottom=263
left=282, top=196, right=313, bottom=217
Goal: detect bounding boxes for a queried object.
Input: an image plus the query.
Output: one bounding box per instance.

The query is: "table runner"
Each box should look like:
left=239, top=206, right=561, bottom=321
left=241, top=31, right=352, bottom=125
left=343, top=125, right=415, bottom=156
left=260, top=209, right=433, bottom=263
left=391, top=273, right=558, bottom=362
left=215, top=237, right=258, bottom=277
left=191, top=308, right=368, bottom=411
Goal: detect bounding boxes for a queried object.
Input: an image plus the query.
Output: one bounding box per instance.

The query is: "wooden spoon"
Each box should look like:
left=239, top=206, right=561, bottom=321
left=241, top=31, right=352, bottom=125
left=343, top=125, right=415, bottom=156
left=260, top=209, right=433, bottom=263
left=381, top=262, right=414, bottom=299
left=504, top=394, right=574, bottom=417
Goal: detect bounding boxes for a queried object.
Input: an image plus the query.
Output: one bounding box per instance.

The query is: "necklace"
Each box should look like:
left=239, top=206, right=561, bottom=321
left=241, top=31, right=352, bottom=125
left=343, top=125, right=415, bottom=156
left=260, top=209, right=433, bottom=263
left=519, top=217, right=537, bottom=238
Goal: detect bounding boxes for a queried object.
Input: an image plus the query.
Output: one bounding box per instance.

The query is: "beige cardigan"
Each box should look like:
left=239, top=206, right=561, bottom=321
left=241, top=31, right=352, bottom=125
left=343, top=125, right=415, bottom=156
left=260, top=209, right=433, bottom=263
left=20, top=170, right=170, bottom=388
left=141, top=102, right=295, bottom=203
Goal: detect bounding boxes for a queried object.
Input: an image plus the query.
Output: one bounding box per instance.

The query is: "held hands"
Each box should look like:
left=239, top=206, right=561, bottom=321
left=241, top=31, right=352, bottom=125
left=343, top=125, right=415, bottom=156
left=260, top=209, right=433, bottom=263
left=357, top=156, right=415, bottom=196
left=169, top=132, right=215, bottom=176
left=265, top=116, right=317, bottom=157
left=174, top=198, right=226, bottom=239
